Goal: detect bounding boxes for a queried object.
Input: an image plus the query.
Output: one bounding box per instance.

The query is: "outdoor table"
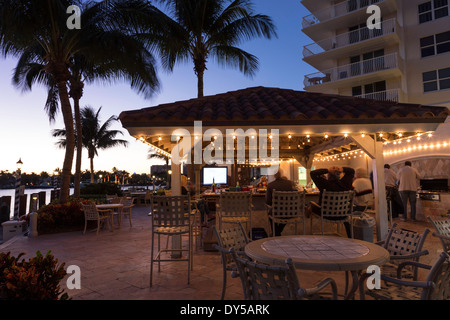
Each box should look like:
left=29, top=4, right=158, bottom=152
left=245, top=235, right=389, bottom=299
left=96, top=203, right=124, bottom=228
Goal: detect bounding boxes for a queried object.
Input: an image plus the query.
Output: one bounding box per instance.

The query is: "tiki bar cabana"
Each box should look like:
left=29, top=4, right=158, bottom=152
left=119, top=86, right=449, bottom=240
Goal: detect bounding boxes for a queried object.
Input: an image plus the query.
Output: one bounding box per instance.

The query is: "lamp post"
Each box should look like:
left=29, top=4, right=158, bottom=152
left=152, top=175, right=156, bottom=193
left=13, top=158, right=23, bottom=220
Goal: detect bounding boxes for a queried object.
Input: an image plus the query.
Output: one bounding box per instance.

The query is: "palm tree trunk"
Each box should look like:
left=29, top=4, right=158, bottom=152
left=73, top=97, right=82, bottom=198
left=90, top=156, right=95, bottom=184
left=56, top=82, right=75, bottom=204
left=197, top=69, right=204, bottom=98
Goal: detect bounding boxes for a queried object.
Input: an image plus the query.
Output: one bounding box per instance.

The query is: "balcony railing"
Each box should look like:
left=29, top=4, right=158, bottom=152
left=354, top=89, right=401, bottom=102
left=302, top=0, right=383, bottom=29
left=303, top=18, right=397, bottom=58
left=304, top=53, right=400, bottom=88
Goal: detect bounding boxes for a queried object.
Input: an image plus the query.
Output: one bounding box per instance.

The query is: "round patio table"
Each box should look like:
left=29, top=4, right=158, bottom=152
left=96, top=204, right=124, bottom=228
left=245, top=235, right=389, bottom=299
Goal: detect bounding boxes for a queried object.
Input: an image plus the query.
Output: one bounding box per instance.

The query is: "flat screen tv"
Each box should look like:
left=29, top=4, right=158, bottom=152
left=202, top=167, right=228, bottom=185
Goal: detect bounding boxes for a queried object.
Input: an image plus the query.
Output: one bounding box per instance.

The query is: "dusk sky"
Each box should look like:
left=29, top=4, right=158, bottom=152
left=0, top=1, right=316, bottom=175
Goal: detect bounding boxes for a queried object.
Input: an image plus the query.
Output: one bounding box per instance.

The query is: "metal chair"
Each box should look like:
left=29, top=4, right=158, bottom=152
left=81, top=202, right=113, bottom=235
left=150, top=195, right=192, bottom=287
left=230, top=248, right=338, bottom=300
left=310, top=190, right=355, bottom=238
left=376, top=223, right=430, bottom=280
left=267, top=190, right=306, bottom=236
left=427, top=216, right=450, bottom=253
left=119, top=197, right=134, bottom=227
left=359, top=252, right=450, bottom=300
left=213, top=223, right=249, bottom=300
left=217, top=192, right=252, bottom=239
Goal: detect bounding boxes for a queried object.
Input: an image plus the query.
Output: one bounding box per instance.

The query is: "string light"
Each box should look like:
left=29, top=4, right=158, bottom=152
left=383, top=140, right=450, bottom=156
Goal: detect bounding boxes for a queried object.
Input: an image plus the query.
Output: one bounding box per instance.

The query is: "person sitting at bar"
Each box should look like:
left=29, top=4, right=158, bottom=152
left=352, top=168, right=373, bottom=213
left=307, top=166, right=355, bottom=237
left=266, top=169, right=296, bottom=236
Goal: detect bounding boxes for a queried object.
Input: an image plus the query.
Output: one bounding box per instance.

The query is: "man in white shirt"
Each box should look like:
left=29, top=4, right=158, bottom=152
left=352, top=168, right=374, bottom=212
left=397, top=161, right=421, bottom=221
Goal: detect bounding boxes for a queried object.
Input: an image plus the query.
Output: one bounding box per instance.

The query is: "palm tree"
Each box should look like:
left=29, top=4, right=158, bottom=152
left=7, top=0, right=161, bottom=200
left=146, top=0, right=278, bottom=98
left=54, top=106, right=129, bottom=184
left=148, top=151, right=171, bottom=187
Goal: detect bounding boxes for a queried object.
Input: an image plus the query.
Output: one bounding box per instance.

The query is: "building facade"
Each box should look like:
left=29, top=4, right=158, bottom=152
left=301, top=0, right=450, bottom=107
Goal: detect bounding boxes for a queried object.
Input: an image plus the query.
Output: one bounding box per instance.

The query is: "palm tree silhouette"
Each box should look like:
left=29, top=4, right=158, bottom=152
left=141, top=0, right=278, bottom=98
left=7, top=0, right=161, bottom=200
left=54, top=106, right=128, bottom=184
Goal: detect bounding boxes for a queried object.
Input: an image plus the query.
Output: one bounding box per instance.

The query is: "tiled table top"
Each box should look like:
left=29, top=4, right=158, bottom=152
left=261, top=236, right=370, bottom=260
left=245, top=235, right=389, bottom=272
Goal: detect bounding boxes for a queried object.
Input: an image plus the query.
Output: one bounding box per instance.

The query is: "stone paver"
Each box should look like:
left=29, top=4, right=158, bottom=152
left=0, top=205, right=443, bottom=300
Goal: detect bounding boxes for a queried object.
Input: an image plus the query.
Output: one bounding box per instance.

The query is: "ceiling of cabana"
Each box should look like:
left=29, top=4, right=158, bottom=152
left=119, top=87, right=449, bottom=160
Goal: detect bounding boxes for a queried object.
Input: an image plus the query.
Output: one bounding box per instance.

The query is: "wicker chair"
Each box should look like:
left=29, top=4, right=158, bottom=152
left=268, top=190, right=306, bottom=236
left=150, top=195, right=192, bottom=287
left=427, top=217, right=450, bottom=253
left=218, top=192, right=252, bottom=239
left=310, top=190, right=355, bottom=238
left=119, top=198, right=134, bottom=227
left=377, top=223, right=430, bottom=280
left=81, top=202, right=113, bottom=235
left=213, top=223, right=250, bottom=300
left=230, top=249, right=338, bottom=300
left=359, top=252, right=450, bottom=300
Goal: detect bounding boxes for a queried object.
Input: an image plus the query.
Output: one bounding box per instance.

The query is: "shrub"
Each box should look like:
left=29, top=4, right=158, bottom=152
left=80, top=182, right=123, bottom=197
left=23, top=198, right=86, bottom=235
left=0, top=250, right=69, bottom=300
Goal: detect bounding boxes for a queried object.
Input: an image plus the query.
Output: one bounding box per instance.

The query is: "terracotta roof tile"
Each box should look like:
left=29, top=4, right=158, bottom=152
left=119, top=87, right=449, bottom=127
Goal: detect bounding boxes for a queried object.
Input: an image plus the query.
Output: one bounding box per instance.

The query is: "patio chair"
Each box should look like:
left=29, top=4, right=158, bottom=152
left=267, top=190, right=306, bottom=237
left=230, top=248, right=338, bottom=300
left=217, top=192, right=253, bottom=239
left=119, top=197, right=134, bottom=227
left=376, top=223, right=430, bottom=281
left=359, top=252, right=450, bottom=300
left=150, top=195, right=192, bottom=287
left=310, top=190, right=355, bottom=238
left=144, top=191, right=152, bottom=206
left=213, top=223, right=250, bottom=300
left=81, top=202, right=113, bottom=235
left=427, top=217, right=450, bottom=253
left=191, top=201, right=203, bottom=250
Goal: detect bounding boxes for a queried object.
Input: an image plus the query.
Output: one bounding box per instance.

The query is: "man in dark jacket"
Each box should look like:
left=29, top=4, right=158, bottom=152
left=308, top=166, right=355, bottom=236
left=266, top=170, right=296, bottom=236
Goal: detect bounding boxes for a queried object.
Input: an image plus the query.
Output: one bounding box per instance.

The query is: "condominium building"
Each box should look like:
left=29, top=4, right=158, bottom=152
left=301, top=0, right=450, bottom=108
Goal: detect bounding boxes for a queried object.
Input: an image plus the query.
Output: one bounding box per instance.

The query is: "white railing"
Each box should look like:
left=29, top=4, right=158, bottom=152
left=355, top=89, right=401, bottom=102
left=304, top=53, right=400, bottom=88
left=303, top=19, right=397, bottom=58
left=302, top=0, right=384, bottom=29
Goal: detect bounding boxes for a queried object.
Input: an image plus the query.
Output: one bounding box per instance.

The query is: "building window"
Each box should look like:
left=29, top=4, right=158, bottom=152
left=352, top=81, right=386, bottom=96
left=418, top=0, right=449, bottom=24
left=420, top=31, right=450, bottom=57
left=423, top=67, right=450, bottom=92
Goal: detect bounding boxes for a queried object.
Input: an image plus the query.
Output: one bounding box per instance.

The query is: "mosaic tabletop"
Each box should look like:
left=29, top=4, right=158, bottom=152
left=261, top=236, right=370, bottom=260
left=245, top=236, right=389, bottom=271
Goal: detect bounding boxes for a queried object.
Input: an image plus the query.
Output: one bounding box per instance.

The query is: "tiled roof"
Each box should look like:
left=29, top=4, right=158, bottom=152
left=119, top=87, right=449, bottom=127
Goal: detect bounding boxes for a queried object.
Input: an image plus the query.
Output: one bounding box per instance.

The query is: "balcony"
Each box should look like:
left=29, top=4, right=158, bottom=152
left=304, top=53, right=402, bottom=89
left=303, top=19, right=398, bottom=58
left=354, top=89, right=403, bottom=102
left=302, top=0, right=384, bottom=29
